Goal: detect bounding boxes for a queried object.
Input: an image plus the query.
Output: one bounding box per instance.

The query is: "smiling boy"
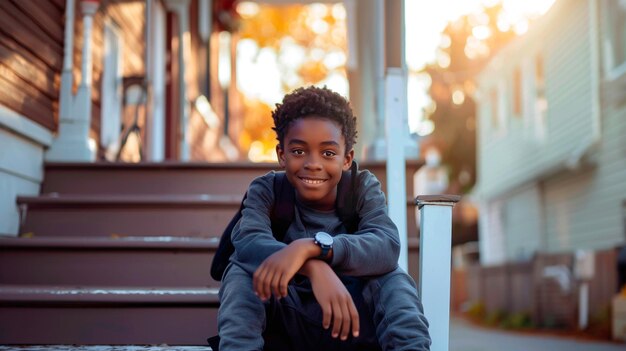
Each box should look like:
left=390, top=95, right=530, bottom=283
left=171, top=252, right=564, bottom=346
left=216, top=86, right=430, bottom=350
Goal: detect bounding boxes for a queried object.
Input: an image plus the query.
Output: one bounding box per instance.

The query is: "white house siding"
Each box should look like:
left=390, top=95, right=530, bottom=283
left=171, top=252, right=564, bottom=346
left=543, top=99, right=626, bottom=252
left=478, top=200, right=506, bottom=265
left=503, top=183, right=544, bottom=261
left=477, top=0, right=594, bottom=200
left=0, top=106, right=51, bottom=235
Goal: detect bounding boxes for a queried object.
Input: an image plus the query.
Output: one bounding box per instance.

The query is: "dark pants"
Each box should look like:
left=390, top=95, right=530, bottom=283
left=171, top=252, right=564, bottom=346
left=216, top=263, right=430, bottom=351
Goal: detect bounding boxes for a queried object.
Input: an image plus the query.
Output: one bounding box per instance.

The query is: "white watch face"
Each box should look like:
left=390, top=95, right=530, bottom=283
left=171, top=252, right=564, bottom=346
left=315, top=232, right=333, bottom=246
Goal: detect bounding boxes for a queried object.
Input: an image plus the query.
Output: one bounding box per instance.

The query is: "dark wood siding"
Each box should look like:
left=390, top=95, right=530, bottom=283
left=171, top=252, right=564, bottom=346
left=0, top=0, right=64, bottom=130
left=0, top=0, right=145, bottom=139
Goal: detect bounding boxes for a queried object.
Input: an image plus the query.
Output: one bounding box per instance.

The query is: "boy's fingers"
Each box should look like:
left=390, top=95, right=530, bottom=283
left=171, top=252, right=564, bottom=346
left=252, top=267, right=263, bottom=297
left=340, top=300, right=351, bottom=340
left=278, top=275, right=289, bottom=297
left=270, top=272, right=282, bottom=298
left=331, top=300, right=342, bottom=338
left=253, top=266, right=270, bottom=299
left=322, top=303, right=332, bottom=329
left=261, top=271, right=274, bottom=300
left=349, top=299, right=360, bottom=338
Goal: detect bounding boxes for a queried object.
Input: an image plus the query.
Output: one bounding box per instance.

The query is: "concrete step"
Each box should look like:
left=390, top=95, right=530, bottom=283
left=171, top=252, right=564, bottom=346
left=0, top=285, right=218, bottom=345
left=17, top=195, right=241, bottom=237
left=0, top=236, right=219, bottom=288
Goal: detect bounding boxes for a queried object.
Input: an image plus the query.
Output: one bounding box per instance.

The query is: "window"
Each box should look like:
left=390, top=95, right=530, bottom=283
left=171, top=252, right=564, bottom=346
left=512, top=68, right=522, bottom=117
left=490, top=88, right=499, bottom=129
left=488, top=79, right=508, bottom=137
left=534, top=55, right=547, bottom=140
left=602, top=0, right=626, bottom=79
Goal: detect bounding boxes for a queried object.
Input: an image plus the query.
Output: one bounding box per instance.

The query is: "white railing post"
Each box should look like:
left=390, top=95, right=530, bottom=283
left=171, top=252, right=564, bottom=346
left=416, top=194, right=460, bottom=351
left=46, top=0, right=99, bottom=162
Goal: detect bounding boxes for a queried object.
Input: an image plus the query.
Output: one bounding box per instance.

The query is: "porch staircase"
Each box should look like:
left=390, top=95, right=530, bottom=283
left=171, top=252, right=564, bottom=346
left=0, top=161, right=421, bottom=345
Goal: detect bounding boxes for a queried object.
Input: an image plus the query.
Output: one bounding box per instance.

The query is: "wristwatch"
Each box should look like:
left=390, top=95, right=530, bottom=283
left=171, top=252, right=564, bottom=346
left=314, top=231, right=333, bottom=259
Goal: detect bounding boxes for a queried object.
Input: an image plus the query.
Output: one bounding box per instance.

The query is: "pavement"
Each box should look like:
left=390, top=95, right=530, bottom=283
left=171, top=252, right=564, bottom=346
left=1, top=318, right=625, bottom=350
left=450, top=317, right=626, bottom=351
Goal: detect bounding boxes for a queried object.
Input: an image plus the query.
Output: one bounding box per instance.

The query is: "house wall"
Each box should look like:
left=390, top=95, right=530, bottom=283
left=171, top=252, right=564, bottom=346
left=477, top=0, right=594, bottom=200
left=0, top=0, right=147, bottom=233
left=475, top=0, right=626, bottom=260
left=0, top=0, right=63, bottom=235
left=503, top=184, right=543, bottom=261
left=543, top=97, right=626, bottom=252
left=0, top=107, right=52, bottom=235
left=0, top=0, right=64, bottom=131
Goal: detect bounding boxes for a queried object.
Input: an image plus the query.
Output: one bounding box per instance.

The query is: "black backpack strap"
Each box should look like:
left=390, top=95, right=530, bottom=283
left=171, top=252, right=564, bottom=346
left=271, top=172, right=295, bottom=241
left=210, top=192, right=247, bottom=281
left=336, top=161, right=359, bottom=233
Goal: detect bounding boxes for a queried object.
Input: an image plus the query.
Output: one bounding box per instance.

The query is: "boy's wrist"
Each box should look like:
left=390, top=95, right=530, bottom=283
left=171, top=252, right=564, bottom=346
left=290, top=238, right=322, bottom=259
left=299, top=258, right=329, bottom=277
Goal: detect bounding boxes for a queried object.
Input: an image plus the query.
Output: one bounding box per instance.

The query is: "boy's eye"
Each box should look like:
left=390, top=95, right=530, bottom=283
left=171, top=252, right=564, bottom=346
left=323, top=151, right=337, bottom=157
left=291, top=149, right=305, bottom=155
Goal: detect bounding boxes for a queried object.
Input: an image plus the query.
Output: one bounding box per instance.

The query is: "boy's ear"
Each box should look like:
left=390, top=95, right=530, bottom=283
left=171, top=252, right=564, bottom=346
left=276, top=144, right=286, bottom=168
left=342, top=149, right=354, bottom=171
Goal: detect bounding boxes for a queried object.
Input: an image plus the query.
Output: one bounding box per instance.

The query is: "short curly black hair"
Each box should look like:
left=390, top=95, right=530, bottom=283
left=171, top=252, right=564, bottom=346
left=272, top=86, right=358, bottom=154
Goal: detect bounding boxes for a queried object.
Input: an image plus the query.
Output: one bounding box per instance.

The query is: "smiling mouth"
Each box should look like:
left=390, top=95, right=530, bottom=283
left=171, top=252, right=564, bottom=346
left=299, top=177, right=328, bottom=185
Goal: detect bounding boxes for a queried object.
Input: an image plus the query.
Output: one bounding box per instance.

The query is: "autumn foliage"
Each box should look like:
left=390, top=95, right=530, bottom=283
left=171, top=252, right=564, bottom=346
left=234, top=3, right=348, bottom=161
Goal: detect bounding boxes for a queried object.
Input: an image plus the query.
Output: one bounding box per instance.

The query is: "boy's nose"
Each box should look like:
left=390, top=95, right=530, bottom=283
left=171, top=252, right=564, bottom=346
left=304, top=156, right=323, bottom=170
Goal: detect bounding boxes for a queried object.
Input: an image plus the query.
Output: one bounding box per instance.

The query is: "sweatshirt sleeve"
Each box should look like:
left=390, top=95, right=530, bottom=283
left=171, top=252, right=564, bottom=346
left=330, top=170, right=401, bottom=276
left=230, top=172, right=287, bottom=275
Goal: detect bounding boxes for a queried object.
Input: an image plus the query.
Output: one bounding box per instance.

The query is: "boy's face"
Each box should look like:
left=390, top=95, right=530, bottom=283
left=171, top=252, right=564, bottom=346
left=276, top=116, right=354, bottom=211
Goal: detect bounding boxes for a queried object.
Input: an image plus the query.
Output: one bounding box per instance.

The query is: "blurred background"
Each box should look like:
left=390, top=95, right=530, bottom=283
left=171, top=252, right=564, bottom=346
left=0, top=0, right=625, bottom=348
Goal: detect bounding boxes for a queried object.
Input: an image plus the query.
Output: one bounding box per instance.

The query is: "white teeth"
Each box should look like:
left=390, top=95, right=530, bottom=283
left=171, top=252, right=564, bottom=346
left=301, top=178, right=326, bottom=184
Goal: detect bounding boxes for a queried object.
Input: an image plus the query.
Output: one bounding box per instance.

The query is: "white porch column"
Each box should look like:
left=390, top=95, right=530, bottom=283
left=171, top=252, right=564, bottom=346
left=352, top=0, right=386, bottom=160
left=165, top=0, right=192, bottom=161
left=145, top=0, right=167, bottom=161
left=385, top=68, right=408, bottom=271
left=417, top=195, right=460, bottom=351
left=383, top=0, right=415, bottom=271
left=46, top=0, right=99, bottom=162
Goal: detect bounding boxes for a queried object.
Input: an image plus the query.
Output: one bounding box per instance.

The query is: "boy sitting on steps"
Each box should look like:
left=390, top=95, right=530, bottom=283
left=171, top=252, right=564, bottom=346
left=215, top=86, right=430, bottom=351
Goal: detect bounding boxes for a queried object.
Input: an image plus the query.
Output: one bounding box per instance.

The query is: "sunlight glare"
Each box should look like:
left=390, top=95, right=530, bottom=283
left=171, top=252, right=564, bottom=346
left=452, top=89, right=465, bottom=105
left=513, top=20, right=529, bottom=35
left=332, top=3, right=346, bottom=20
left=236, top=2, right=260, bottom=19
left=472, top=25, right=491, bottom=40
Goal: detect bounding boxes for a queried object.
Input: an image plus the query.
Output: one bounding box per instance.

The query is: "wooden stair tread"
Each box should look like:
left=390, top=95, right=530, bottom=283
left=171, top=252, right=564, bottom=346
left=17, top=194, right=241, bottom=207
left=0, top=236, right=219, bottom=249
left=44, top=160, right=422, bottom=170
left=45, top=161, right=279, bottom=170
left=0, top=285, right=220, bottom=304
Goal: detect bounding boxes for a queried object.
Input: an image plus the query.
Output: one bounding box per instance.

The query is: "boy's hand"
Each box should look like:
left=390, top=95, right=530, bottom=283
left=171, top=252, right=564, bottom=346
left=253, top=239, right=315, bottom=300
left=302, top=260, right=360, bottom=341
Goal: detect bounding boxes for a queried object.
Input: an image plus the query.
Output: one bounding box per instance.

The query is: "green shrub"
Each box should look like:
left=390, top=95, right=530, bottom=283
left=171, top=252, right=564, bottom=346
left=485, top=309, right=507, bottom=326
left=501, top=312, right=533, bottom=329
left=465, top=301, right=486, bottom=321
